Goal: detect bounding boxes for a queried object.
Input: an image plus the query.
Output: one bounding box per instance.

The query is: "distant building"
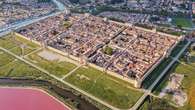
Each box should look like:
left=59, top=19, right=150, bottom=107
left=173, top=0, right=184, bottom=5
left=191, top=43, right=195, bottom=50
left=192, top=2, right=195, bottom=14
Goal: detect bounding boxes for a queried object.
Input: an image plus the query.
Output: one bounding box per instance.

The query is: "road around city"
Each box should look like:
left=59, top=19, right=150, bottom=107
left=130, top=40, right=191, bottom=110
left=0, top=0, right=67, bottom=37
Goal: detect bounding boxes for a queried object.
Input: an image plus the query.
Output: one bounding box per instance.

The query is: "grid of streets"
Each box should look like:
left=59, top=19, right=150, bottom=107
left=17, top=13, right=182, bottom=87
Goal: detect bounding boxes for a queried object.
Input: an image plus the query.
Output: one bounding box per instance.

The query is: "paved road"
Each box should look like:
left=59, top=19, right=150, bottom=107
left=52, top=0, right=65, bottom=11
left=0, top=12, right=62, bottom=37
left=62, top=65, right=83, bottom=80
left=130, top=40, right=191, bottom=110
left=0, top=0, right=67, bottom=37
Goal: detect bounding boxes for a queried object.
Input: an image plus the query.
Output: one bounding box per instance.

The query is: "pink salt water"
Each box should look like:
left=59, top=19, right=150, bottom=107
left=0, top=87, right=70, bottom=110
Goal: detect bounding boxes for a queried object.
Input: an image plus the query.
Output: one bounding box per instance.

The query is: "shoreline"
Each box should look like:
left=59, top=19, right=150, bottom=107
left=0, top=86, right=72, bottom=110
left=0, top=77, right=100, bottom=110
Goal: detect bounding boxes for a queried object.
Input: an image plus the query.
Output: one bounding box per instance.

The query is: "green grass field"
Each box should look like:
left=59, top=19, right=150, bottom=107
left=0, top=35, right=18, bottom=49
left=65, top=66, right=143, bottom=109
left=25, top=49, right=77, bottom=78
left=173, top=17, right=193, bottom=28
left=0, top=50, right=15, bottom=66
left=0, top=50, right=44, bottom=78
left=0, top=35, right=77, bottom=77
left=0, top=34, right=39, bottom=56
left=0, top=60, right=44, bottom=78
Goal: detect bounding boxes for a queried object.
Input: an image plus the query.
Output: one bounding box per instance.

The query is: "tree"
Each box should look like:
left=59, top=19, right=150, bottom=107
left=103, top=46, right=113, bottom=55
left=136, top=0, right=141, bottom=4
left=150, top=99, right=176, bottom=110
left=110, top=0, right=124, bottom=4
left=177, top=24, right=182, bottom=29
left=37, top=0, right=51, bottom=3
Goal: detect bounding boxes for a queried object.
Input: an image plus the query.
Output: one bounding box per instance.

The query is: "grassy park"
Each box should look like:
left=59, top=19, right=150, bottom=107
left=0, top=60, right=44, bottom=78
left=0, top=34, right=39, bottom=56
left=0, top=34, right=77, bottom=78
left=65, top=66, right=143, bottom=109
left=0, top=35, right=50, bottom=79
left=173, top=17, right=193, bottom=28
left=0, top=50, right=45, bottom=78
left=0, top=35, right=19, bottom=49
left=0, top=50, right=15, bottom=66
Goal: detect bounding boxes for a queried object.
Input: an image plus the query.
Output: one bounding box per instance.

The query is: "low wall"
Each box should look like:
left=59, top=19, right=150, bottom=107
left=139, top=55, right=165, bottom=84
left=17, top=32, right=137, bottom=86
left=47, top=46, right=80, bottom=62
left=138, top=36, right=183, bottom=87
left=88, top=63, right=136, bottom=86
left=16, top=32, right=182, bottom=88
left=15, top=19, right=184, bottom=88
left=16, top=33, right=81, bottom=64
left=15, top=33, right=42, bottom=46
left=135, top=26, right=183, bottom=39
left=49, top=46, right=137, bottom=86
left=122, top=22, right=184, bottom=40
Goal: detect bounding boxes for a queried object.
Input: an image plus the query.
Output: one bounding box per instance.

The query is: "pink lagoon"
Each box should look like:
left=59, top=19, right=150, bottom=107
left=0, top=87, right=70, bottom=110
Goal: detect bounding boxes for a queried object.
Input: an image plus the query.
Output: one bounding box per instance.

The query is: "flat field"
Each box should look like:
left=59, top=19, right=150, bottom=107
left=0, top=34, right=39, bottom=56
left=25, top=49, right=77, bottom=78
left=65, top=66, right=143, bottom=109
left=0, top=50, right=44, bottom=78
left=173, top=17, right=193, bottom=28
